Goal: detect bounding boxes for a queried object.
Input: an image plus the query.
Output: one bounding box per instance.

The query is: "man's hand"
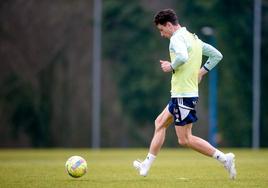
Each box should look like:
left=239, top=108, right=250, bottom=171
left=160, top=60, right=173, bottom=72
left=198, top=67, right=208, bottom=83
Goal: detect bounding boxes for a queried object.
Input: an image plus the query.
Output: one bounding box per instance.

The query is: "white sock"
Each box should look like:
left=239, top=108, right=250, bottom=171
left=143, top=153, right=156, bottom=168
left=212, top=149, right=227, bottom=164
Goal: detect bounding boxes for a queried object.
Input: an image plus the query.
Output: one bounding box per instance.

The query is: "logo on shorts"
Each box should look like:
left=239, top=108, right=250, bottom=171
left=175, top=118, right=180, bottom=122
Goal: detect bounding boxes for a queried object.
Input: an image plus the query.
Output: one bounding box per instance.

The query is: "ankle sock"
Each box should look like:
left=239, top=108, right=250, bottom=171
left=213, top=149, right=227, bottom=164
left=143, top=153, right=156, bottom=167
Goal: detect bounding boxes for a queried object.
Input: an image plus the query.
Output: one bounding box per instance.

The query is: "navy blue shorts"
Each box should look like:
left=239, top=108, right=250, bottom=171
left=168, top=97, right=198, bottom=126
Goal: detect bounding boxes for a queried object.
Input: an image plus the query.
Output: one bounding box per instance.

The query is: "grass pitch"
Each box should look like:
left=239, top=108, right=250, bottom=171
left=0, top=148, right=267, bottom=188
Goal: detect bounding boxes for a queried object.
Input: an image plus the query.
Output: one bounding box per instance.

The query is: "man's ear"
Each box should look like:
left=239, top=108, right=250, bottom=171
left=166, top=22, right=173, bottom=28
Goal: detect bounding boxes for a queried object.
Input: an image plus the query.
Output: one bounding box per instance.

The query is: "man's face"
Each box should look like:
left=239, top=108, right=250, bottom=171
left=156, top=22, right=173, bottom=39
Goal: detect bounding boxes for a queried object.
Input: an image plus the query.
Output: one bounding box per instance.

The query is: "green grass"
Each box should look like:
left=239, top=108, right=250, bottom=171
left=0, top=148, right=267, bottom=188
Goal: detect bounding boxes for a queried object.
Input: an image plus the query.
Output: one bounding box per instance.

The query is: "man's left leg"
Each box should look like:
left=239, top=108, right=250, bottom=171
left=175, top=124, right=237, bottom=179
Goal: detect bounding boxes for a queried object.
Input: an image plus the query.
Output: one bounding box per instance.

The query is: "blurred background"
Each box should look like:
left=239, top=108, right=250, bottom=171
left=0, top=0, right=267, bottom=148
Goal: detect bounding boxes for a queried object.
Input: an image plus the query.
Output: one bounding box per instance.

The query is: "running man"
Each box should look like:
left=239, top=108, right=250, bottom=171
left=133, top=9, right=236, bottom=180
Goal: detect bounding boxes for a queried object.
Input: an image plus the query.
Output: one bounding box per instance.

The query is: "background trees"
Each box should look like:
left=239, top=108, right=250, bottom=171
left=0, top=0, right=267, bottom=147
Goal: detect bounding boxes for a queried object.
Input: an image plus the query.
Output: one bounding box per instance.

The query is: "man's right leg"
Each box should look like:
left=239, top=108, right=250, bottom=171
left=133, top=106, right=173, bottom=176
left=149, top=106, right=174, bottom=155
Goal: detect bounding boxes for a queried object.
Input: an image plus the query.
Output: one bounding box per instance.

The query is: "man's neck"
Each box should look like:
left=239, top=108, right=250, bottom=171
left=170, top=24, right=181, bottom=38
left=173, top=24, right=181, bottom=32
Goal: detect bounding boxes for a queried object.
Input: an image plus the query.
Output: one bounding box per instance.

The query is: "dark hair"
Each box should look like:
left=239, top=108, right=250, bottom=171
left=154, top=9, right=178, bottom=26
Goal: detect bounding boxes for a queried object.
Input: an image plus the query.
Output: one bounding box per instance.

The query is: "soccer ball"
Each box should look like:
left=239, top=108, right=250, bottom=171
left=65, top=156, right=87, bottom=178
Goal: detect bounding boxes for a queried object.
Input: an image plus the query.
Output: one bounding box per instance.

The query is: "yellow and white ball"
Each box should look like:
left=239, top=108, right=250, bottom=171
left=65, top=156, right=87, bottom=178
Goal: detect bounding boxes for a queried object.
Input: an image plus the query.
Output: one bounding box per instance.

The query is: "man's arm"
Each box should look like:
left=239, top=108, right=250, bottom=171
left=160, top=36, right=188, bottom=73
left=170, top=36, right=189, bottom=70
left=202, top=42, right=223, bottom=71
left=199, top=42, right=223, bottom=83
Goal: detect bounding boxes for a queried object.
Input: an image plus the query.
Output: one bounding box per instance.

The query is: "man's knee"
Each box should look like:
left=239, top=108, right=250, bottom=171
left=178, top=135, right=192, bottom=147
left=178, top=137, right=191, bottom=147
left=154, top=117, right=164, bottom=131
